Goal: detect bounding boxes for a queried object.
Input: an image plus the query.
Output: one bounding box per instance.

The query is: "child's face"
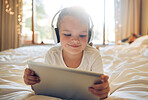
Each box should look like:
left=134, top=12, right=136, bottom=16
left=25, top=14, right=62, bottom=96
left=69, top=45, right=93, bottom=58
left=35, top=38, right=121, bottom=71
left=59, top=16, right=89, bottom=55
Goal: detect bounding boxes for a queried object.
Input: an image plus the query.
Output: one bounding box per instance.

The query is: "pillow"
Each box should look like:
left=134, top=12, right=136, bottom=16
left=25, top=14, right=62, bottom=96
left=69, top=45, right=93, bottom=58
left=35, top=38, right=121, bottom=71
left=130, top=35, right=148, bottom=46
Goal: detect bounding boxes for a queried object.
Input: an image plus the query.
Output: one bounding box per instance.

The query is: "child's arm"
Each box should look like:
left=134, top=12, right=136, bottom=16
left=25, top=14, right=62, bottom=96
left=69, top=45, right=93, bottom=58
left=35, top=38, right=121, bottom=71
left=88, top=75, right=110, bottom=99
left=23, top=68, right=40, bottom=85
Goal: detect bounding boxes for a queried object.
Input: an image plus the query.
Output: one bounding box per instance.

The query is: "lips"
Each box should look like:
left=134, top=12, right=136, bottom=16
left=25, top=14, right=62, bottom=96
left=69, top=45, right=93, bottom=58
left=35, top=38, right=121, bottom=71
left=68, top=44, right=81, bottom=48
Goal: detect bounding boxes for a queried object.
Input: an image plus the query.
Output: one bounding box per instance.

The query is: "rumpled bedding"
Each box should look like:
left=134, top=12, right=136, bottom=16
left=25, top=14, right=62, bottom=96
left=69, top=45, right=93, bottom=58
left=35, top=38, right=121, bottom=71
left=0, top=45, right=148, bottom=100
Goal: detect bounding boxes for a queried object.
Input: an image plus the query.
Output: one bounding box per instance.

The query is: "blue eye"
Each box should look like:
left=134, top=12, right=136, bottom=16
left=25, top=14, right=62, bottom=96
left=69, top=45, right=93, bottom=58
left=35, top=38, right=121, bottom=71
left=64, top=34, right=71, bottom=36
left=80, top=35, right=87, bottom=37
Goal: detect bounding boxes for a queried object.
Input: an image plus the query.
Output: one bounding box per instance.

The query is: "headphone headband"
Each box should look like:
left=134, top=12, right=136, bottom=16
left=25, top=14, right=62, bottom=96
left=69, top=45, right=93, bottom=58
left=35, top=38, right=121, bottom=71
left=51, top=9, right=94, bottom=29
left=51, top=9, right=62, bottom=28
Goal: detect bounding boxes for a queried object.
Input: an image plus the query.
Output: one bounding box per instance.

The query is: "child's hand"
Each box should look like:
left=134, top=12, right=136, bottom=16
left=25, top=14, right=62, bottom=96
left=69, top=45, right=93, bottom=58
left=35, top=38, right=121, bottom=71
left=88, top=75, right=110, bottom=99
left=23, top=68, right=40, bottom=85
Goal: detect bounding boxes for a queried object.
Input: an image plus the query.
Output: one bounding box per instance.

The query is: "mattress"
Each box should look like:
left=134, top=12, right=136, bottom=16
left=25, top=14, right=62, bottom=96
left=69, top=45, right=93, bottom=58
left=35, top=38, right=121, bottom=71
left=0, top=45, right=148, bottom=100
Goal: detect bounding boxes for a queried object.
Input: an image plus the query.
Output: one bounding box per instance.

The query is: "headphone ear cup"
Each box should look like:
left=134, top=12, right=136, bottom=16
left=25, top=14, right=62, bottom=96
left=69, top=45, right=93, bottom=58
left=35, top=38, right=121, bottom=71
left=52, top=27, right=57, bottom=43
left=52, top=27, right=60, bottom=43
left=55, top=28, right=60, bottom=43
left=88, top=28, right=94, bottom=43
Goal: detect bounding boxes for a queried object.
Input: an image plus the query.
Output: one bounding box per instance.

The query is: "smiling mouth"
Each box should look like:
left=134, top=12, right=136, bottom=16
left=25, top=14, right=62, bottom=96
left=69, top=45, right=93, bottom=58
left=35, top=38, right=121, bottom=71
left=68, top=44, right=81, bottom=48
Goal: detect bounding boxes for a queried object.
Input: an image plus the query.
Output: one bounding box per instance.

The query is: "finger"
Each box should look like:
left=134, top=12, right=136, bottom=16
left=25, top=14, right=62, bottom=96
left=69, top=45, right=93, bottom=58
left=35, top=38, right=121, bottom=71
left=25, top=68, right=34, bottom=75
left=89, top=86, right=110, bottom=95
left=92, top=81, right=109, bottom=90
left=91, top=91, right=108, bottom=99
left=104, top=75, right=109, bottom=82
left=27, top=75, right=40, bottom=81
left=28, top=79, right=40, bottom=84
left=25, top=79, right=40, bottom=85
left=24, top=74, right=40, bottom=82
left=24, top=75, right=40, bottom=85
left=101, top=75, right=109, bottom=82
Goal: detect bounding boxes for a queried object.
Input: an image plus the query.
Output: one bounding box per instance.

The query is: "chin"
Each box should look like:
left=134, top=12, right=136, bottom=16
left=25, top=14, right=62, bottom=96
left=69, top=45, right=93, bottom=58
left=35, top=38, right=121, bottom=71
left=67, top=48, right=83, bottom=55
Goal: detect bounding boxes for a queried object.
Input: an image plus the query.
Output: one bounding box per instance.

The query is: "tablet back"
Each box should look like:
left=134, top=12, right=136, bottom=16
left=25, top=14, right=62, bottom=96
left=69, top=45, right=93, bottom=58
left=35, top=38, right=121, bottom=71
left=28, top=61, right=102, bottom=100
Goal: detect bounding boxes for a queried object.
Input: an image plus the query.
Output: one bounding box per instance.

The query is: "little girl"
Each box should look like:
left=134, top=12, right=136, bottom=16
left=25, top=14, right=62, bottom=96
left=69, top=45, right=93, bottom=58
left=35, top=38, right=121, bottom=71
left=24, top=6, right=110, bottom=99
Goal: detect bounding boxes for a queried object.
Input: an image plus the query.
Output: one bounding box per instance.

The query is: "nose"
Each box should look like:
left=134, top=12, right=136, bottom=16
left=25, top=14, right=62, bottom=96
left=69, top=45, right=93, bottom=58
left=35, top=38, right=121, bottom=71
left=70, top=36, right=80, bottom=44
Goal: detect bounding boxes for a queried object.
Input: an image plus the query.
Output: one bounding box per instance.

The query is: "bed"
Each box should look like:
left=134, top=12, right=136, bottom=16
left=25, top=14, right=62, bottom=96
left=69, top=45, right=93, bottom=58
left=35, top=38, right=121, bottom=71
left=0, top=36, right=148, bottom=100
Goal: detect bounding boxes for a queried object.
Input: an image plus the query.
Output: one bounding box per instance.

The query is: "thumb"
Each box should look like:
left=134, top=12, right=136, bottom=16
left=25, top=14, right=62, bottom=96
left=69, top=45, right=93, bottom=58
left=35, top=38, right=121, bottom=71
left=101, top=75, right=109, bottom=82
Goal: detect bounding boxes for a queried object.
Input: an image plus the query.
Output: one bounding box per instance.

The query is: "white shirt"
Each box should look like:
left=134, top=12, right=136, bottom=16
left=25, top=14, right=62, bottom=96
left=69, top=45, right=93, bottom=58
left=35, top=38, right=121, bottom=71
left=45, top=44, right=103, bottom=74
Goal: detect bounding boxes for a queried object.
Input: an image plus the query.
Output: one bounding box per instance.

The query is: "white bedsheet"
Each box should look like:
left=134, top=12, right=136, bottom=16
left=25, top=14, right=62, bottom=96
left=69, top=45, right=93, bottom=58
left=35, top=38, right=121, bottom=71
left=0, top=45, right=148, bottom=100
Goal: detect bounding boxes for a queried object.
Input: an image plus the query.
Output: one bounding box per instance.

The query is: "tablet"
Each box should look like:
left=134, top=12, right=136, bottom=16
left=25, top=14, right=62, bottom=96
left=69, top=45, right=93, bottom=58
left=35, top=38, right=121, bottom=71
left=28, top=61, right=102, bottom=100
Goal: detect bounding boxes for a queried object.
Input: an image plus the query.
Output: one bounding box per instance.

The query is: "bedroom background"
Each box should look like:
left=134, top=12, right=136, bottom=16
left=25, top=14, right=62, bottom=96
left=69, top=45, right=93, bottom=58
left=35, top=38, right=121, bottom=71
left=0, top=0, right=148, bottom=100
left=0, top=0, right=148, bottom=51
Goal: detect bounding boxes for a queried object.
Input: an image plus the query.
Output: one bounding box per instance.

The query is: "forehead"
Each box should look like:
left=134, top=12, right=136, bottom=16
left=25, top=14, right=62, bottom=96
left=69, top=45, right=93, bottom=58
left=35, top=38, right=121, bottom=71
left=59, top=16, right=89, bottom=28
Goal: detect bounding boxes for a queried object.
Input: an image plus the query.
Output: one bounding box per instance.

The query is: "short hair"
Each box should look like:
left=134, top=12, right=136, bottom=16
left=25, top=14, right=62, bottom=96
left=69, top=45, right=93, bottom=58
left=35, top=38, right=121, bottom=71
left=57, top=6, right=90, bottom=29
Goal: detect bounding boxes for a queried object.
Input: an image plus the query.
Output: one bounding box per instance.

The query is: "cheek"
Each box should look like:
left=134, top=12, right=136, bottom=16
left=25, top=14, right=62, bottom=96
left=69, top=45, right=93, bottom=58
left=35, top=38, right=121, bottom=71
left=80, top=36, right=89, bottom=43
left=60, top=35, right=70, bottom=44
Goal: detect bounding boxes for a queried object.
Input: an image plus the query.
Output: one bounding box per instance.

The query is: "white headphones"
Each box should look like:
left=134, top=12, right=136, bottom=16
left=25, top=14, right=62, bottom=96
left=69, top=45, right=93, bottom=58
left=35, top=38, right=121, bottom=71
left=51, top=8, right=94, bottom=44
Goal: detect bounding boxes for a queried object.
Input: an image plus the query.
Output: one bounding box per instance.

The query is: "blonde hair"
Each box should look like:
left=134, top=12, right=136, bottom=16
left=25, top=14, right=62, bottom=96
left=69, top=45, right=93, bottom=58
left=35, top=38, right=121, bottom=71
left=57, top=6, right=90, bottom=29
